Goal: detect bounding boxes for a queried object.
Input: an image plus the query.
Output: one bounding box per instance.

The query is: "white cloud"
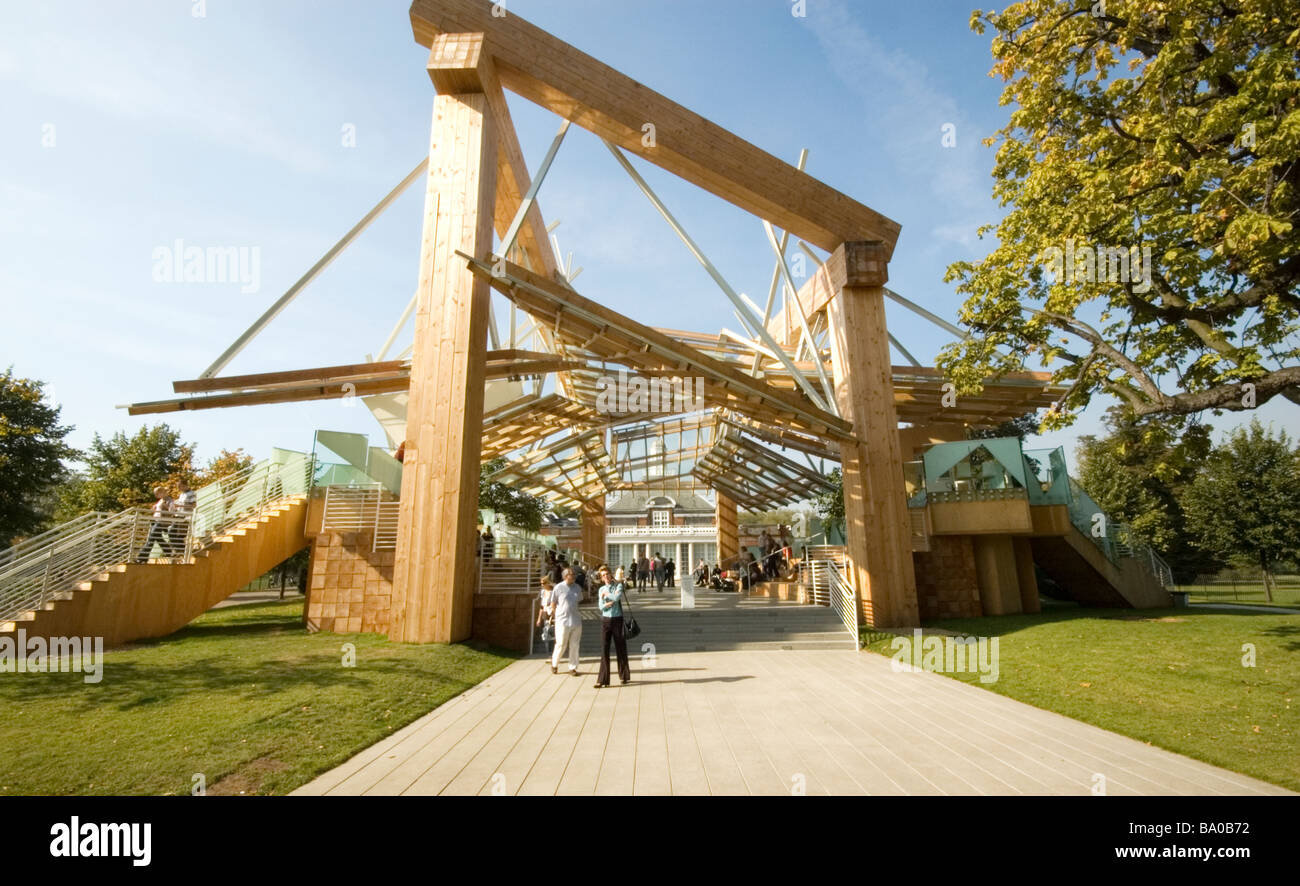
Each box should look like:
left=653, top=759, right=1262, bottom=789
left=799, top=0, right=990, bottom=213
left=3, top=32, right=334, bottom=176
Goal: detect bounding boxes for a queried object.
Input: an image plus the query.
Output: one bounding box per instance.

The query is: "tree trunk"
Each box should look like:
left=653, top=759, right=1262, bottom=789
left=1260, top=554, right=1275, bottom=603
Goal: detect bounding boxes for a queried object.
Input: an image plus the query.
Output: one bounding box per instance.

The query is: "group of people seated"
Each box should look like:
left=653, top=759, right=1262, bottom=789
left=689, top=525, right=797, bottom=593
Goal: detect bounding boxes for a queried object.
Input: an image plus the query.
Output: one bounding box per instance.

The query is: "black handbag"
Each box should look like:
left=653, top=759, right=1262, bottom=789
left=620, top=587, right=641, bottom=639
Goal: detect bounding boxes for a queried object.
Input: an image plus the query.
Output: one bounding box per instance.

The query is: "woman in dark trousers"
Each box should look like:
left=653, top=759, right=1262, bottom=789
left=594, top=565, right=631, bottom=687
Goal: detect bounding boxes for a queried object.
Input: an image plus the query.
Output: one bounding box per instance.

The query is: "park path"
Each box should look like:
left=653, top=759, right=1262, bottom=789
left=294, top=645, right=1290, bottom=796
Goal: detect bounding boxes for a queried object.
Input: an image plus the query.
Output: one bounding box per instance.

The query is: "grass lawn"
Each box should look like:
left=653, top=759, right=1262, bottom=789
left=0, top=600, right=517, bottom=796
left=862, top=606, right=1300, bottom=793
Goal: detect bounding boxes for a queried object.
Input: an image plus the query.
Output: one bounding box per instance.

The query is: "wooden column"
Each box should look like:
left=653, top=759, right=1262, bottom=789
left=391, top=35, right=499, bottom=644
left=973, top=536, right=1022, bottom=616
left=716, top=492, right=739, bottom=565
left=580, top=497, right=607, bottom=566
left=826, top=242, right=920, bottom=628
left=1013, top=537, right=1041, bottom=614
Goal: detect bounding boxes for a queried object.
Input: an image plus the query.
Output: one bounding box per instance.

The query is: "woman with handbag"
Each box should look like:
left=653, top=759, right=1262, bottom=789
left=537, top=576, right=556, bottom=658
left=594, top=566, right=633, bottom=688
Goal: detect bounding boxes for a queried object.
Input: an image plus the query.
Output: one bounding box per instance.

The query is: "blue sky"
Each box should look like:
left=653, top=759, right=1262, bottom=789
left=1, top=0, right=1293, bottom=475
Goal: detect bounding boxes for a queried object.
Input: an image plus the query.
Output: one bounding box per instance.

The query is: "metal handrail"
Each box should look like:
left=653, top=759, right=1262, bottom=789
left=824, top=560, right=860, bottom=649
left=0, top=512, right=115, bottom=570
left=0, top=452, right=313, bottom=624
left=1065, top=477, right=1173, bottom=589
left=320, top=484, right=400, bottom=552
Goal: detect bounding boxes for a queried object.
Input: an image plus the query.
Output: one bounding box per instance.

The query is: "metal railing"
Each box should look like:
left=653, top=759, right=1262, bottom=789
left=0, top=511, right=115, bottom=571
left=320, top=484, right=400, bottom=552
left=816, top=558, right=857, bottom=649
left=608, top=526, right=717, bottom=537
left=805, top=545, right=847, bottom=607
left=927, top=487, right=1029, bottom=504
left=480, top=531, right=550, bottom=596
left=1066, top=478, right=1174, bottom=589
left=0, top=452, right=313, bottom=624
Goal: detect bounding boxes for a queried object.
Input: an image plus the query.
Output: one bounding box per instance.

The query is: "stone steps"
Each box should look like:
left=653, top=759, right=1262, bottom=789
left=548, top=597, right=856, bottom=654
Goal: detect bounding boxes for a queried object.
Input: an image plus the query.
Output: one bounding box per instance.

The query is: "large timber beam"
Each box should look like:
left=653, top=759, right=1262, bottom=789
left=391, top=35, right=499, bottom=644
left=409, top=0, right=900, bottom=255
left=580, top=497, right=607, bottom=565
left=826, top=242, right=920, bottom=629
left=716, top=492, right=739, bottom=565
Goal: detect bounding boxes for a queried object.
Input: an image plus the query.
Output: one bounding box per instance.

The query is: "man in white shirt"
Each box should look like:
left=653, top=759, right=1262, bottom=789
left=550, top=569, right=583, bottom=676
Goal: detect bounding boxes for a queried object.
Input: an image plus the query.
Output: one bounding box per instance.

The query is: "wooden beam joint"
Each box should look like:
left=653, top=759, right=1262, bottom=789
left=829, top=241, right=890, bottom=291
left=427, top=32, right=491, bottom=94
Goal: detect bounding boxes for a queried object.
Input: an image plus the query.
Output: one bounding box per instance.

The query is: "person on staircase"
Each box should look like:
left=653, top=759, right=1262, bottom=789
left=168, top=478, right=197, bottom=558
left=136, top=487, right=175, bottom=563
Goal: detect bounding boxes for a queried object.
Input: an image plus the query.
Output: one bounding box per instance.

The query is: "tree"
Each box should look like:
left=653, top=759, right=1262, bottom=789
left=813, top=468, right=845, bottom=539
left=739, top=508, right=798, bottom=530
left=942, top=1, right=1300, bottom=427
left=56, top=425, right=194, bottom=519
left=1075, top=407, right=1221, bottom=581
left=0, top=369, right=77, bottom=545
left=1183, top=420, right=1300, bottom=600
left=967, top=412, right=1041, bottom=441
left=195, top=449, right=255, bottom=488
left=478, top=458, right=549, bottom=532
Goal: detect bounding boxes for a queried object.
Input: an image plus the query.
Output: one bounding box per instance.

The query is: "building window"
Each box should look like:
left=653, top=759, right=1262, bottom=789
left=652, top=510, right=669, bottom=528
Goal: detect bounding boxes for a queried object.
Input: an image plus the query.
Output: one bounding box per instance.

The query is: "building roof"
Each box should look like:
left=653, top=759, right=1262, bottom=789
left=607, top=489, right=715, bottom=514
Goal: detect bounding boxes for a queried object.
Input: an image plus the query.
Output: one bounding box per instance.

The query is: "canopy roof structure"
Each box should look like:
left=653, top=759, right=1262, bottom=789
left=120, top=1, right=1066, bottom=636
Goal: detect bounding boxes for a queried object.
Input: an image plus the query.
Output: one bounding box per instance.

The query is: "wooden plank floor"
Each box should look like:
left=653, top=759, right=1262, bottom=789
left=294, top=649, right=1292, bottom=797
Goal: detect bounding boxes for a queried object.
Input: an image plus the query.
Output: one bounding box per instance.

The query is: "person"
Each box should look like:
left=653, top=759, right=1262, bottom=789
left=536, top=576, right=556, bottom=657
left=638, top=554, right=650, bottom=591
left=627, top=558, right=639, bottom=592
left=550, top=569, right=583, bottom=676
left=665, top=558, right=676, bottom=588
left=481, top=526, right=495, bottom=560
left=136, top=487, right=175, bottom=563
left=695, top=559, right=709, bottom=587
left=543, top=550, right=561, bottom=584
left=573, top=561, right=589, bottom=602
left=169, top=479, right=197, bottom=557
left=595, top=565, right=631, bottom=688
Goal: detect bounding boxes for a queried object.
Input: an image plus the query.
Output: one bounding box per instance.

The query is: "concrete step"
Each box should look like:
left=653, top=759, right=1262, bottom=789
left=571, top=638, right=855, bottom=653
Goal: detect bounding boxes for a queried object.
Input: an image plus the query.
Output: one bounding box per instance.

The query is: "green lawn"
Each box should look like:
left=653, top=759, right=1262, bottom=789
left=862, top=607, right=1300, bottom=793
left=0, top=600, right=517, bottom=796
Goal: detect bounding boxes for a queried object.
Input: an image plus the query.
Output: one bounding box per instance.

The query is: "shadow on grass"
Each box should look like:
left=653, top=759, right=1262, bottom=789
left=1261, top=624, right=1300, bottom=652
left=1, top=602, right=518, bottom=714
left=865, top=602, right=1300, bottom=644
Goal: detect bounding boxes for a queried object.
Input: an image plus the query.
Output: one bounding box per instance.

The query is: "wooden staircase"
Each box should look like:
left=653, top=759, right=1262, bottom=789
left=0, top=495, right=310, bottom=647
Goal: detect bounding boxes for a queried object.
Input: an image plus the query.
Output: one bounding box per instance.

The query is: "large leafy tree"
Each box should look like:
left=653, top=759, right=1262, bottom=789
left=1075, top=408, right=1221, bottom=580
left=0, top=369, right=78, bottom=545
left=56, top=425, right=195, bottom=518
left=1182, top=419, right=1300, bottom=599
left=943, top=1, right=1300, bottom=425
